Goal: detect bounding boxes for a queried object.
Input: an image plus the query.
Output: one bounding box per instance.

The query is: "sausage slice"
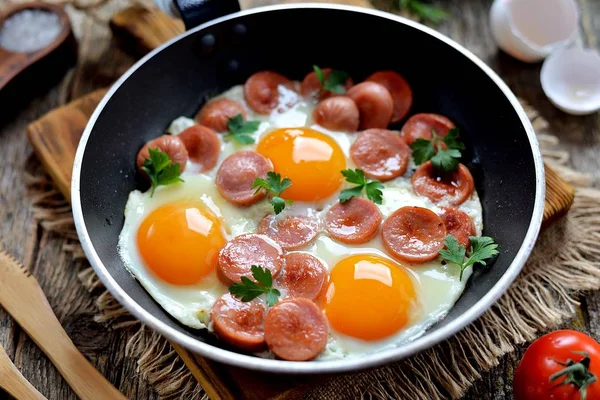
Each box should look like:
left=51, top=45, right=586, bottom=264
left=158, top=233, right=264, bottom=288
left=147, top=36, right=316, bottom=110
left=301, top=68, right=353, bottom=100
left=313, top=96, right=360, bottom=132
left=217, top=234, right=284, bottom=285
left=136, top=135, right=188, bottom=175
left=280, top=253, right=328, bottom=302
left=346, top=82, right=394, bottom=130
left=381, top=206, right=447, bottom=263
left=215, top=151, right=272, bottom=206
left=211, top=293, right=266, bottom=352
left=244, top=71, right=296, bottom=115
left=350, top=129, right=409, bottom=181
left=264, top=298, right=328, bottom=361
left=257, top=214, right=320, bottom=251
left=366, top=71, right=413, bottom=123
left=411, top=161, right=474, bottom=206
left=325, top=197, right=382, bottom=244
left=439, top=207, right=476, bottom=248
left=178, top=125, right=220, bottom=172
left=195, top=98, right=247, bottom=133
left=400, top=113, right=455, bottom=145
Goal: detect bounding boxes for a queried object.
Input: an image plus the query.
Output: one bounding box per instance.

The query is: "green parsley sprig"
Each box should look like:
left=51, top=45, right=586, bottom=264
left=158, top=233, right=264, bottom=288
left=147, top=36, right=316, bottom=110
left=229, top=265, right=281, bottom=306
left=339, top=169, right=384, bottom=204
left=252, top=172, right=293, bottom=215
left=313, top=65, right=350, bottom=95
left=410, top=128, right=465, bottom=173
left=224, top=114, right=261, bottom=144
left=142, top=148, right=184, bottom=197
left=439, top=235, right=499, bottom=281
left=398, top=0, right=449, bottom=24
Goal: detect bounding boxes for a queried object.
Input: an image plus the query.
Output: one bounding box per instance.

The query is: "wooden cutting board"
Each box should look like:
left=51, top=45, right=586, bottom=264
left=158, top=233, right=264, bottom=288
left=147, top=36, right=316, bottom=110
left=27, top=2, right=575, bottom=399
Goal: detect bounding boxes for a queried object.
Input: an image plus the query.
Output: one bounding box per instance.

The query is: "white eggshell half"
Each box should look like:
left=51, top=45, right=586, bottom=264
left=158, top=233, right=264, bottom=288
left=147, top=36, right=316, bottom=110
left=541, top=47, right=600, bottom=115
left=490, top=0, right=579, bottom=63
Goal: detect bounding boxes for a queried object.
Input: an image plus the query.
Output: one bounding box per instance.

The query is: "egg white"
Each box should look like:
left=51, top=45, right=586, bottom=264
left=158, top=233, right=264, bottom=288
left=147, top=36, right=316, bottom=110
left=119, top=84, right=483, bottom=359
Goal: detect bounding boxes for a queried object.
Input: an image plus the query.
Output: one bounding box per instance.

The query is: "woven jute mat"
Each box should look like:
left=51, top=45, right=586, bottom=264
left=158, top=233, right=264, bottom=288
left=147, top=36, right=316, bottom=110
left=25, top=101, right=600, bottom=399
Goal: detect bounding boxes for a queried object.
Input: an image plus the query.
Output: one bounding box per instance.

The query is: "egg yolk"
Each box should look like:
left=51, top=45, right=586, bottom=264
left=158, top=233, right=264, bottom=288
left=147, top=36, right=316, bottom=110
left=324, top=254, right=417, bottom=341
left=257, top=128, right=346, bottom=201
left=137, top=201, right=226, bottom=285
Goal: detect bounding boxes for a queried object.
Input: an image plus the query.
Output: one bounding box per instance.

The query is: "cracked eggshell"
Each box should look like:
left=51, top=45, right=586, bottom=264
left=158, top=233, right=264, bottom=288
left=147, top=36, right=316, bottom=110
left=490, top=0, right=579, bottom=63
left=541, top=47, right=600, bottom=115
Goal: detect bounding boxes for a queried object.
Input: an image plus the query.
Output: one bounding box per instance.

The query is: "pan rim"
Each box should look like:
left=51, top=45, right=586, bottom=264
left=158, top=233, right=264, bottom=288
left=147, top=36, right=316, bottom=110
left=71, top=3, right=545, bottom=374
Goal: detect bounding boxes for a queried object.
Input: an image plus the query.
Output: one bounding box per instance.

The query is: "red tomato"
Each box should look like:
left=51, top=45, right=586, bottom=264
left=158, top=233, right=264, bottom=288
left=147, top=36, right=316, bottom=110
left=514, top=330, right=600, bottom=400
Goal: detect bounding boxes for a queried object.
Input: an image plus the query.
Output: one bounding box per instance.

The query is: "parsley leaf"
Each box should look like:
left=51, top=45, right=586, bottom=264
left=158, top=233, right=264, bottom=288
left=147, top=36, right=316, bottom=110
left=270, top=196, right=292, bottom=215
left=313, top=65, right=350, bottom=95
left=365, top=181, right=385, bottom=204
left=341, top=168, right=367, bottom=186
left=442, top=128, right=465, bottom=151
left=430, top=148, right=461, bottom=172
left=468, top=237, right=500, bottom=267
left=141, top=148, right=184, bottom=197
left=224, top=114, right=261, bottom=144
left=439, top=235, right=499, bottom=280
left=439, top=235, right=466, bottom=267
left=229, top=265, right=281, bottom=306
left=398, top=0, right=449, bottom=24
left=314, top=65, right=325, bottom=85
left=409, top=128, right=464, bottom=173
left=252, top=172, right=293, bottom=215
left=339, top=168, right=384, bottom=204
left=410, top=138, right=436, bottom=165
left=339, top=186, right=363, bottom=203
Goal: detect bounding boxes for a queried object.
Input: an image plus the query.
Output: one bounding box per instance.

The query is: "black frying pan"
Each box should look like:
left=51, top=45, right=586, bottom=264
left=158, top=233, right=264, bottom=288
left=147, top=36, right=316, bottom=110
left=71, top=3, right=545, bottom=373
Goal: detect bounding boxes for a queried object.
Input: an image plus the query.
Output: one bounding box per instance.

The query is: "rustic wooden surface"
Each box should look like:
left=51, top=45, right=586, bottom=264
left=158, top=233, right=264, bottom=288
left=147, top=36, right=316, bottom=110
left=0, top=0, right=598, bottom=399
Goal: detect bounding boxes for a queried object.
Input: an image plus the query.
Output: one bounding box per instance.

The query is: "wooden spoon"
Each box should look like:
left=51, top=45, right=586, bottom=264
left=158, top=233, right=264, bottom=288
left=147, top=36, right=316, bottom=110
left=0, top=341, right=46, bottom=400
left=0, top=2, right=77, bottom=91
left=0, top=250, right=126, bottom=400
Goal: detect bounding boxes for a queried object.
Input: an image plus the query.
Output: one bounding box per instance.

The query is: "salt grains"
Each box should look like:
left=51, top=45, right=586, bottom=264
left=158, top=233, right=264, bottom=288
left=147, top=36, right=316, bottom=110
left=0, top=10, right=62, bottom=53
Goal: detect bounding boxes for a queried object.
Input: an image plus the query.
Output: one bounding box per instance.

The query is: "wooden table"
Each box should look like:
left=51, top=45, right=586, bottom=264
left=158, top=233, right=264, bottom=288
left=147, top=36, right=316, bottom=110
left=0, top=0, right=598, bottom=398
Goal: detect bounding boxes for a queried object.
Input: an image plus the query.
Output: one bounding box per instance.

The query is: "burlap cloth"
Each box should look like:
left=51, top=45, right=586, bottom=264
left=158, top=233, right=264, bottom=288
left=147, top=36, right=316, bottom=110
left=14, top=0, right=600, bottom=398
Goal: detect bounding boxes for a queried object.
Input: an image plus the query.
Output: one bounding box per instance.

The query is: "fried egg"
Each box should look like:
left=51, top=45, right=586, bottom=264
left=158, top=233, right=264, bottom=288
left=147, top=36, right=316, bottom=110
left=119, top=83, right=483, bottom=359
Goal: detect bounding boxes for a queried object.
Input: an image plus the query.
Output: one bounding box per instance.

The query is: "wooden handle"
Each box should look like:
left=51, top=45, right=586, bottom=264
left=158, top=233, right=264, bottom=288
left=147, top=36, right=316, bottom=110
left=0, top=344, right=47, bottom=400
left=0, top=48, right=29, bottom=90
left=0, top=252, right=126, bottom=400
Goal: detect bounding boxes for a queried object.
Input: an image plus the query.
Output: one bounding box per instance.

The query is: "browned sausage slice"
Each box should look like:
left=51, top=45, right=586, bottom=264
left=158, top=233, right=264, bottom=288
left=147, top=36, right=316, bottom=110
left=346, top=82, right=394, bottom=130
left=264, top=298, right=328, bottom=361
left=195, top=98, right=247, bottom=133
left=178, top=125, right=220, bottom=172
left=136, top=135, right=188, bottom=175
left=350, top=129, right=409, bottom=181
left=313, top=96, right=360, bottom=132
left=400, top=113, right=455, bottom=145
left=325, top=197, right=382, bottom=244
left=280, top=253, right=328, bottom=301
left=381, top=206, right=447, bottom=263
left=301, top=68, right=353, bottom=100
left=439, top=207, right=476, bottom=248
left=216, top=151, right=272, bottom=206
left=211, top=293, right=266, bottom=352
left=257, top=214, right=320, bottom=251
left=244, top=71, right=296, bottom=115
left=366, top=71, right=413, bottom=123
left=411, top=162, right=474, bottom=206
left=217, top=234, right=284, bottom=285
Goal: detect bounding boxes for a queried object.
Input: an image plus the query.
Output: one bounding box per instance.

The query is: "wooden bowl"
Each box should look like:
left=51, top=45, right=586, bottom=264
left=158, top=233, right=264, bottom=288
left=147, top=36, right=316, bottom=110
left=0, top=2, right=77, bottom=115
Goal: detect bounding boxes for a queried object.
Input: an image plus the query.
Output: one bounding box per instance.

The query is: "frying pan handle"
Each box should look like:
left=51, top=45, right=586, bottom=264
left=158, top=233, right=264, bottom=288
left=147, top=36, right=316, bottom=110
left=174, top=0, right=241, bottom=29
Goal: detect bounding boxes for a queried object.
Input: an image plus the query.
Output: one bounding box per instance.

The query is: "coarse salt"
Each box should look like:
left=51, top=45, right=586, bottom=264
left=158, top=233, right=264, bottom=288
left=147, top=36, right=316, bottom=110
left=0, top=9, right=62, bottom=53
